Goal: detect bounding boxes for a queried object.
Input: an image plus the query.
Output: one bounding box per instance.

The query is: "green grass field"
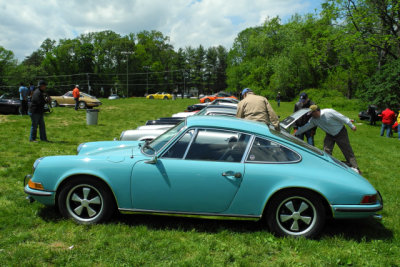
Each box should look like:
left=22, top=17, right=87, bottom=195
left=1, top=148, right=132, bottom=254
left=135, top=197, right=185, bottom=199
left=0, top=98, right=399, bottom=266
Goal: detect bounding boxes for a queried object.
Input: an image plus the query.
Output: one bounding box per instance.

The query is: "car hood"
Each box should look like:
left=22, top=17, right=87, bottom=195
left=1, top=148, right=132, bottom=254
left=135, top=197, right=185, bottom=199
left=78, top=141, right=143, bottom=157
left=280, top=108, right=311, bottom=132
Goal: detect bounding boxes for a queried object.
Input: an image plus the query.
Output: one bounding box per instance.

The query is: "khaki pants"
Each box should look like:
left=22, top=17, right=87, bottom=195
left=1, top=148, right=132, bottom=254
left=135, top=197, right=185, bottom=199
left=323, top=127, right=358, bottom=169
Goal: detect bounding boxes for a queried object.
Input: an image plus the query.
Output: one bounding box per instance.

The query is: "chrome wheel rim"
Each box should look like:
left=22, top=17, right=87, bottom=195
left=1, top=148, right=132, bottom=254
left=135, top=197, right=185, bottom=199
left=51, top=100, right=57, bottom=107
left=79, top=102, right=86, bottom=109
left=66, top=184, right=103, bottom=222
left=276, top=196, right=317, bottom=236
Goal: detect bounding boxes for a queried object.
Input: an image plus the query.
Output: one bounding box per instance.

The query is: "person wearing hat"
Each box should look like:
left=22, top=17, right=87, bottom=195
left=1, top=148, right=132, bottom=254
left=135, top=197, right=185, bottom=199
left=236, top=88, right=280, bottom=130
left=293, top=92, right=316, bottom=145
left=72, top=85, right=80, bottom=110
left=295, top=105, right=361, bottom=173
left=28, top=80, right=49, bottom=142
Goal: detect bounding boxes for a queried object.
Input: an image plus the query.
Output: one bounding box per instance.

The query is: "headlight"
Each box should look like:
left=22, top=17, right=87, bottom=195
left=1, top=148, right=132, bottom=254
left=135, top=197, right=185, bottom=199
left=77, top=143, right=86, bottom=154
left=33, top=157, right=44, bottom=173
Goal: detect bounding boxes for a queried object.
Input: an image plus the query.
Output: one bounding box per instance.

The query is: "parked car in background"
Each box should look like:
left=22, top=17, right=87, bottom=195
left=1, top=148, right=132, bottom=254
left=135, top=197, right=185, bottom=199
left=358, top=105, right=381, bottom=121
left=0, top=93, right=21, bottom=114
left=108, top=94, right=120, bottom=100
left=120, top=106, right=238, bottom=141
left=51, top=91, right=101, bottom=109
left=200, top=92, right=237, bottom=103
left=25, top=115, right=382, bottom=238
left=186, top=97, right=239, bottom=112
left=146, top=92, right=172, bottom=100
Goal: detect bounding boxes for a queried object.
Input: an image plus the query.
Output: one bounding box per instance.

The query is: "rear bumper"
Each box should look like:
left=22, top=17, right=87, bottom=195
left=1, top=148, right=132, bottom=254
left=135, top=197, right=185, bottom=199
left=331, top=202, right=383, bottom=219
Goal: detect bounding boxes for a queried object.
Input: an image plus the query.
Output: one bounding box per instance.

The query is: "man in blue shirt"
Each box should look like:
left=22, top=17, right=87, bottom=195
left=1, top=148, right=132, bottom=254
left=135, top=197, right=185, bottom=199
left=19, top=82, right=29, bottom=115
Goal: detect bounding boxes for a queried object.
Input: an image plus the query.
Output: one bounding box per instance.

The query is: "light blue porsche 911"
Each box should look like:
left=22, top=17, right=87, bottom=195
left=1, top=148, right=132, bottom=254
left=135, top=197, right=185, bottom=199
left=24, top=115, right=383, bottom=238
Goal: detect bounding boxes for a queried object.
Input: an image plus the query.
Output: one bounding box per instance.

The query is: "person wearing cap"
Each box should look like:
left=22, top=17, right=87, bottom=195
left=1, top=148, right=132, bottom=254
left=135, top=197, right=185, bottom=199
left=295, top=105, right=361, bottom=173
left=72, top=85, right=80, bottom=110
left=236, top=88, right=280, bottom=130
left=276, top=92, right=281, bottom=107
left=293, top=92, right=316, bottom=145
left=28, top=80, right=49, bottom=142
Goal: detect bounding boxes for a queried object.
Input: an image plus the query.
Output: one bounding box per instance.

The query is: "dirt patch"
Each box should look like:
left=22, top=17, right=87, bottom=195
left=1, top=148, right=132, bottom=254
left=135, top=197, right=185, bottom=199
left=0, top=115, right=17, bottom=123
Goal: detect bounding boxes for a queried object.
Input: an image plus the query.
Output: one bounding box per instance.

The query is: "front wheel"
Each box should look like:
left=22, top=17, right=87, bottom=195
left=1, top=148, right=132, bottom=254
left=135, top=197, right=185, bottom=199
left=51, top=100, right=58, bottom=107
left=78, top=101, right=86, bottom=109
left=266, top=190, right=326, bottom=238
left=163, top=96, right=168, bottom=100
left=58, top=177, right=115, bottom=224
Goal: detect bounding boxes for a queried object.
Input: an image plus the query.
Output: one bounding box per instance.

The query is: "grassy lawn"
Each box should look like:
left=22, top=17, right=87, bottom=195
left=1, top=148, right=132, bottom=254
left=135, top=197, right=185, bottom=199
left=0, top=98, right=399, bottom=266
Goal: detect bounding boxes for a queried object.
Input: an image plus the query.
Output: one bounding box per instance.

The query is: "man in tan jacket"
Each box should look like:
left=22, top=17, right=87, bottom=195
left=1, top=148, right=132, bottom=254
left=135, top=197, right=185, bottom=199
left=236, top=88, right=280, bottom=130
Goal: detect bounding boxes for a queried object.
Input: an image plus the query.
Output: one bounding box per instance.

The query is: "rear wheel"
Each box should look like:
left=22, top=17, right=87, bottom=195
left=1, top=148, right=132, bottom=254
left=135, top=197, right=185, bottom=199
left=78, top=101, right=86, bottom=109
left=266, top=190, right=326, bottom=238
left=163, top=96, right=168, bottom=100
left=58, top=177, right=115, bottom=224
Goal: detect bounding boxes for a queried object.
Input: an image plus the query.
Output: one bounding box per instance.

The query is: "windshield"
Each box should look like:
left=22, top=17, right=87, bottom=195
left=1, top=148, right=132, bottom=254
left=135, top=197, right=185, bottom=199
left=269, top=127, right=324, bottom=156
left=142, top=121, right=186, bottom=155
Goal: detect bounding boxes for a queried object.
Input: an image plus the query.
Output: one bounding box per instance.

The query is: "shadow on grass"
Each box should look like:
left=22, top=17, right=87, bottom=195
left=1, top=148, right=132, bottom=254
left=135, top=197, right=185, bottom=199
left=37, top=207, right=393, bottom=241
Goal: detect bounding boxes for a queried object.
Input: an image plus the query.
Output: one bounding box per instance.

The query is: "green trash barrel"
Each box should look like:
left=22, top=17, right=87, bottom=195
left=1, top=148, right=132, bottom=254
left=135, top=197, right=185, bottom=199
left=86, top=109, right=99, bottom=125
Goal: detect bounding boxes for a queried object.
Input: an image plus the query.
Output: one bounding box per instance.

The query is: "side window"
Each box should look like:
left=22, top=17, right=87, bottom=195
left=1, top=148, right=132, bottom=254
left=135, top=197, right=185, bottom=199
left=162, top=130, right=194, bottom=159
left=247, top=137, right=300, bottom=163
left=65, top=92, right=73, bottom=97
left=185, top=129, right=250, bottom=162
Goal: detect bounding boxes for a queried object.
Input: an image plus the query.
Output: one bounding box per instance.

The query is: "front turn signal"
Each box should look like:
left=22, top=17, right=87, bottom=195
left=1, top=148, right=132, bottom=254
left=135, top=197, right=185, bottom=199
left=28, top=179, right=44, bottom=190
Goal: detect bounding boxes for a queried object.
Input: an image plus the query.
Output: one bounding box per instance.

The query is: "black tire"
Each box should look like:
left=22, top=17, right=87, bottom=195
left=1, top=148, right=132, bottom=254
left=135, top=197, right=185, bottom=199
left=266, top=190, right=326, bottom=238
left=78, top=101, right=86, bottom=109
left=51, top=100, right=58, bottom=107
left=149, top=95, right=154, bottom=99
left=204, top=98, right=211, bottom=103
left=163, top=96, right=168, bottom=100
left=58, top=177, right=115, bottom=224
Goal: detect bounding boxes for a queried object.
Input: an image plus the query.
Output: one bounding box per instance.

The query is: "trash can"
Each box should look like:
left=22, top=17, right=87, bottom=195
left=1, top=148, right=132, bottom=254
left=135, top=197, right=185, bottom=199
left=86, top=109, right=99, bottom=125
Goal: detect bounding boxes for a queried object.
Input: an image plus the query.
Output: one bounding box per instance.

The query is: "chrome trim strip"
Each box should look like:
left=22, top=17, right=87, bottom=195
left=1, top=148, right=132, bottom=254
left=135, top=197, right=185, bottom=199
left=334, top=206, right=383, bottom=212
left=24, top=187, right=53, bottom=196
left=241, top=135, right=255, bottom=163
left=182, top=129, right=197, bottom=159
left=118, top=208, right=261, bottom=220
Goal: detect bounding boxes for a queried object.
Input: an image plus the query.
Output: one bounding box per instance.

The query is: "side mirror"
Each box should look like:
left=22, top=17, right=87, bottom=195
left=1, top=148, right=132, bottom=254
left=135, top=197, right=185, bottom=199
left=145, top=156, right=158, bottom=164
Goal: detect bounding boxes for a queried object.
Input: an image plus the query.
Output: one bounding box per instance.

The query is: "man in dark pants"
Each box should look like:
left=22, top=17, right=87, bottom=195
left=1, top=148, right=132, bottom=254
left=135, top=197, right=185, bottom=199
left=73, top=85, right=80, bottom=110
left=295, top=105, right=361, bottom=174
left=29, top=80, right=49, bottom=142
left=293, top=92, right=316, bottom=145
left=19, top=82, right=29, bottom=115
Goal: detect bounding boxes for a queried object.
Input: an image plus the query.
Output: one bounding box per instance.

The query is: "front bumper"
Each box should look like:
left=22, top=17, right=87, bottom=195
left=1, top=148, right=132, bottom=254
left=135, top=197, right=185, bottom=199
left=24, top=175, right=55, bottom=205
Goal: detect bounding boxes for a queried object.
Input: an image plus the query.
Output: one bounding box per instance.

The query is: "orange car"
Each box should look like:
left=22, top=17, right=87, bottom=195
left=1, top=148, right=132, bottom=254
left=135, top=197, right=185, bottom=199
left=199, top=92, right=237, bottom=103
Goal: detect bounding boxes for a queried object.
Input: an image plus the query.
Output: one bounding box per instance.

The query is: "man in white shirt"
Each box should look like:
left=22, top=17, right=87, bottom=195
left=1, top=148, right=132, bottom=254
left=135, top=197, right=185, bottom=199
left=295, top=105, right=361, bottom=173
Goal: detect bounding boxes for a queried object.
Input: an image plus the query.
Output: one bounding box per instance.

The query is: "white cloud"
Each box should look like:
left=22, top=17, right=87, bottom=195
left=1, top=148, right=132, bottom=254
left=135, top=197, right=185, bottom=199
left=0, top=0, right=323, bottom=61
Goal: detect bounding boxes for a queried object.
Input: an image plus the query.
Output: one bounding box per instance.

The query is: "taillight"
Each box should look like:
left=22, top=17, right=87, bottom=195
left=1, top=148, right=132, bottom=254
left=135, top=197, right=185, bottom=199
left=360, top=194, right=377, bottom=204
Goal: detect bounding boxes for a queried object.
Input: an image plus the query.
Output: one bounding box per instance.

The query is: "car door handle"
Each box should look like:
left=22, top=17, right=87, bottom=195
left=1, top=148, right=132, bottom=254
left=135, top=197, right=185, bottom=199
left=222, top=171, right=242, bottom=178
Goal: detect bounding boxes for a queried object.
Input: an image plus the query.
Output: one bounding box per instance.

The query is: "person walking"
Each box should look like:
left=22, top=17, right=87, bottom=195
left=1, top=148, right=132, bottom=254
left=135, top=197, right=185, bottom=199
left=295, top=105, right=361, bottom=173
left=29, top=80, right=49, bottom=142
left=73, top=85, right=80, bottom=110
left=380, top=107, right=396, bottom=137
left=276, top=92, right=281, bottom=107
left=293, top=92, right=316, bottom=145
left=19, top=82, right=29, bottom=115
left=237, top=88, right=280, bottom=130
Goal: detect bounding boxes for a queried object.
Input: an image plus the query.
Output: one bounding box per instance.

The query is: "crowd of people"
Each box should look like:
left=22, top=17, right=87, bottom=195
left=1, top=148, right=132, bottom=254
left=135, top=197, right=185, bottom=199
left=236, top=88, right=400, bottom=175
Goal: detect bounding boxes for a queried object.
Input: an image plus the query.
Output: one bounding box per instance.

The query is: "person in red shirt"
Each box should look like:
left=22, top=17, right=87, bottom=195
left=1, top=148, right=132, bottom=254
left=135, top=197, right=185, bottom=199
left=380, top=107, right=396, bottom=137
left=72, top=85, right=80, bottom=110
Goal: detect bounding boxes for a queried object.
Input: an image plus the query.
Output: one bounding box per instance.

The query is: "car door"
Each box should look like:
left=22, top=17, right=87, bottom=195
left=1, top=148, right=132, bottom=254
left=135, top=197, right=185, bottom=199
left=131, top=128, right=251, bottom=213
left=63, top=92, right=74, bottom=105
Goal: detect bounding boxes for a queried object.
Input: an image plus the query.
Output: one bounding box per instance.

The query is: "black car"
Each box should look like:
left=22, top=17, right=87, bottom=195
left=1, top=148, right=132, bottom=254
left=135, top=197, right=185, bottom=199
left=0, top=94, right=21, bottom=114
left=358, top=105, right=381, bottom=121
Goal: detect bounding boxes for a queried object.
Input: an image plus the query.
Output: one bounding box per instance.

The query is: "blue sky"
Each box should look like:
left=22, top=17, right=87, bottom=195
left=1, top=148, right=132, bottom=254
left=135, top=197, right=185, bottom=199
left=0, top=0, right=326, bottom=61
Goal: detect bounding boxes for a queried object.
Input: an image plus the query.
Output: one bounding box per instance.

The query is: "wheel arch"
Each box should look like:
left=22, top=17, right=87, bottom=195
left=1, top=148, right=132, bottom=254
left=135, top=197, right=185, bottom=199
left=55, top=174, right=119, bottom=210
left=262, top=187, right=333, bottom=219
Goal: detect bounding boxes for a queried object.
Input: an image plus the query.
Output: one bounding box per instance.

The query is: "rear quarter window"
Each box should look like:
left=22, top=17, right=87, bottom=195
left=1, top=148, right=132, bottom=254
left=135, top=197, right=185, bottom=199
left=246, top=137, right=301, bottom=163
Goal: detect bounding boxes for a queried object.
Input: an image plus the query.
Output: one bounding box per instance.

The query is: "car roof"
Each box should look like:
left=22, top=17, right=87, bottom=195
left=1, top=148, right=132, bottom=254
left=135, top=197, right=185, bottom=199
left=185, top=115, right=269, bottom=136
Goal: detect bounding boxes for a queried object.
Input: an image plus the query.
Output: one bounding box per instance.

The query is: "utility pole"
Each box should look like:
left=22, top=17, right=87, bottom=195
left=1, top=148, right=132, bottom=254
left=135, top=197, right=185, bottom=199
left=144, top=66, right=150, bottom=96
left=121, top=51, right=133, bottom=97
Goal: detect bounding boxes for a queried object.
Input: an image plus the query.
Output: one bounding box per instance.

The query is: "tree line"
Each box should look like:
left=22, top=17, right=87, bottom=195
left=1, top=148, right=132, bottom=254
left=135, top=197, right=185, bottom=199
left=0, top=0, right=399, bottom=107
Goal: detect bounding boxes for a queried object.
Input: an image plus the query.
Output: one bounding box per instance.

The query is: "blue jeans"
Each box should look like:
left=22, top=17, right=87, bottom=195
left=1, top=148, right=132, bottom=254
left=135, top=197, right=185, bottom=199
left=296, top=127, right=314, bottom=146
left=398, top=124, right=400, bottom=139
left=380, top=123, right=392, bottom=137
left=29, top=113, right=47, bottom=141
left=74, top=98, right=79, bottom=110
